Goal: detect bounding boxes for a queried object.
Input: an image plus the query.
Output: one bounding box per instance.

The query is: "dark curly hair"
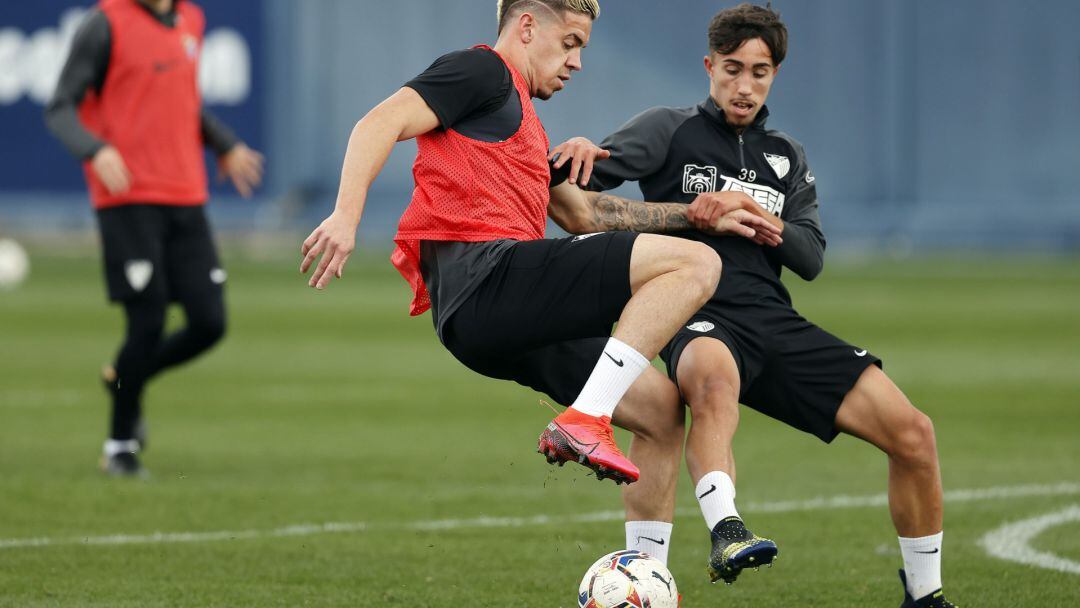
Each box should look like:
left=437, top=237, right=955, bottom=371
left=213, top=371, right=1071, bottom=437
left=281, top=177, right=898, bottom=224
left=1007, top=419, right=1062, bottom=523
left=708, top=3, right=787, bottom=66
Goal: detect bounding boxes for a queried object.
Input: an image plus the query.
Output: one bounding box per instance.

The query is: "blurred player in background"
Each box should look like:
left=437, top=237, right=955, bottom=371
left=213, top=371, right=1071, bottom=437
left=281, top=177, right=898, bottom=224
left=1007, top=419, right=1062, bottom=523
left=45, top=0, right=264, bottom=477
left=550, top=4, right=957, bottom=605
left=300, top=0, right=772, bottom=487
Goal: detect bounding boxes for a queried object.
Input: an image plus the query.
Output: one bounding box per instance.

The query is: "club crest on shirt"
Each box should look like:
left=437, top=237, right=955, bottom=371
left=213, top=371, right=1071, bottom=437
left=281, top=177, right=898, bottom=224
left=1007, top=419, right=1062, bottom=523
left=182, top=34, right=199, bottom=60
left=682, top=164, right=718, bottom=194
left=763, top=153, right=790, bottom=179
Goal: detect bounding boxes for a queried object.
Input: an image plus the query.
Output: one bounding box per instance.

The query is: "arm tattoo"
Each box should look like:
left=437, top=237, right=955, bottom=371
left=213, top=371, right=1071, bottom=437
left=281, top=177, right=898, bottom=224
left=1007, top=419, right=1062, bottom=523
left=590, top=192, right=692, bottom=233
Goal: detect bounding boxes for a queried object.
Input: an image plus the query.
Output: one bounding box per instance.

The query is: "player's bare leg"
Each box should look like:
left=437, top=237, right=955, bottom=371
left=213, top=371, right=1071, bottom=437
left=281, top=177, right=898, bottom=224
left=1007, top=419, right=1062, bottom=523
left=677, top=336, right=777, bottom=584
left=540, top=235, right=720, bottom=485
left=617, top=235, right=722, bottom=357
left=613, top=367, right=684, bottom=564
left=679, top=337, right=740, bottom=485
left=835, top=365, right=952, bottom=606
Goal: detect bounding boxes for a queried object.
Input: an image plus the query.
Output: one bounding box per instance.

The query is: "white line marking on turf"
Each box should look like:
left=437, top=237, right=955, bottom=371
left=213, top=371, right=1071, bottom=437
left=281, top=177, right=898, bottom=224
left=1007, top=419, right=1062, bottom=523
left=978, top=504, right=1080, bottom=575
left=1, top=481, right=1077, bottom=551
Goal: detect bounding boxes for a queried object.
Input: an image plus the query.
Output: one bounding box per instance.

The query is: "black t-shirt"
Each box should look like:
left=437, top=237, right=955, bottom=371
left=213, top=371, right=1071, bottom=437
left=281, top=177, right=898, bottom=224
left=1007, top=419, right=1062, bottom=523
left=403, top=48, right=527, bottom=336
left=404, top=48, right=522, bottom=142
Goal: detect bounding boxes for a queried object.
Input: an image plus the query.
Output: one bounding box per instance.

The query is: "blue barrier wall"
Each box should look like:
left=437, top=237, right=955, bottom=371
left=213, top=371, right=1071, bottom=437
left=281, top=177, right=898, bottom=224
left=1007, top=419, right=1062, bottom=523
left=0, top=0, right=263, bottom=215
left=2, top=1, right=1078, bottom=250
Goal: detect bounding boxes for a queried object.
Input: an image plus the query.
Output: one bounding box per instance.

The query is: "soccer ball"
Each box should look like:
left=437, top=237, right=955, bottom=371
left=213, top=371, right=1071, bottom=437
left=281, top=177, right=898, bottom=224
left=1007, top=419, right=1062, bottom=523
left=578, top=550, right=678, bottom=608
left=0, top=238, right=29, bottom=289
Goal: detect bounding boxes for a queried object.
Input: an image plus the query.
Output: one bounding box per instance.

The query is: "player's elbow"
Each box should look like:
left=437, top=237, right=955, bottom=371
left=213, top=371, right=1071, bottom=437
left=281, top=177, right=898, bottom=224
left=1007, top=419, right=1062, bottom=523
left=796, top=255, right=824, bottom=281
left=549, top=190, right=598, bottom=235
left=557, top=206, right=596, bottom=235
left=789, top=240, right=825, bottom=281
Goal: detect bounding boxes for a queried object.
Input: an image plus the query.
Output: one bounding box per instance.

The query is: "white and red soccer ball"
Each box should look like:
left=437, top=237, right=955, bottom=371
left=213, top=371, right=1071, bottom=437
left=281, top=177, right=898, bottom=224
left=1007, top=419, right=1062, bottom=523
left=578, top=550, right=679, bottom=608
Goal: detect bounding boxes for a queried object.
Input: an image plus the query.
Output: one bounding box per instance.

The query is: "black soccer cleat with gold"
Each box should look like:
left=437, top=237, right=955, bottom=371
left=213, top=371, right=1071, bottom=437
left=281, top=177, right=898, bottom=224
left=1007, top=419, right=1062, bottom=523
left=898, top=570, right=958, bottom=607
left=707, top=516, right=778, bottom=585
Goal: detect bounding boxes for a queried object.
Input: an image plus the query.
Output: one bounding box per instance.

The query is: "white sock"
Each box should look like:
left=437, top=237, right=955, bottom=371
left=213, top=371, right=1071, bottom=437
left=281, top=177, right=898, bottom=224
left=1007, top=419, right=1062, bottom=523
left=103, top=439, right=140, bottom=457
left=570, top=338, right=650, bottom=418
left=899, top=531, right=943, bottom=600
left=625, top=521, right=673, bottom=565
left=696, top=471, right=739, bottom=530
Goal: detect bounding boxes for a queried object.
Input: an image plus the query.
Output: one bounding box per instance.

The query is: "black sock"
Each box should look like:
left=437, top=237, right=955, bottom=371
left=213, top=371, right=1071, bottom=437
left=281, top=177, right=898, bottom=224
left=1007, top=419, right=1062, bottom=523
left=110, top=298, right=166, bottom=440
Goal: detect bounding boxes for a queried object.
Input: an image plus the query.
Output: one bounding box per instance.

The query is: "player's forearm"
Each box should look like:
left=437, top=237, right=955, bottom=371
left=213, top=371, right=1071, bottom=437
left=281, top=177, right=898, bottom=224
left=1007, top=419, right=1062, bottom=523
left=331, top=113, right=401, bottom=225
left=44, top=102, right=105, bottom=160
left=772, top=220, right=825, bottom=280
left=585, top=191, right=692, bottom=233
left=332, top=89, right=439, bottom=226
left=200, top=109, right=239, bottom=157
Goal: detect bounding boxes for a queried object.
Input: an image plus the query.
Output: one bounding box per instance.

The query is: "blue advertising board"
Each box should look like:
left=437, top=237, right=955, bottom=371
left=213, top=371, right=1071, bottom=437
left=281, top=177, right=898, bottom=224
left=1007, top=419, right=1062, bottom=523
left=0, top=0, right=263, bottom=193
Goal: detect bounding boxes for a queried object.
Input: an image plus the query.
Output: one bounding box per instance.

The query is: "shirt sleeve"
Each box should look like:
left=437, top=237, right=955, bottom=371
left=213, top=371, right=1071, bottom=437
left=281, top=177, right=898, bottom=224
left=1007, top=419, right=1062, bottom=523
left=768, top=137, right=826, bottom=280
left=44, top=9, right=111, bottom=160
left=201, top=108, right=239, bottom=156
left=403, top=49, right=510, bottom=130
left=587, top=107, right=686, bottom=191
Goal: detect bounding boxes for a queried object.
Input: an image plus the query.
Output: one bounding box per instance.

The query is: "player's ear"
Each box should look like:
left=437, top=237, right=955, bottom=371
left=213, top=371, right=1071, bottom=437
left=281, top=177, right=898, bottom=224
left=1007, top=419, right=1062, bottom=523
left=519, top=12, right=536, bottom=44
left=703, top=54, right=713, bottom=74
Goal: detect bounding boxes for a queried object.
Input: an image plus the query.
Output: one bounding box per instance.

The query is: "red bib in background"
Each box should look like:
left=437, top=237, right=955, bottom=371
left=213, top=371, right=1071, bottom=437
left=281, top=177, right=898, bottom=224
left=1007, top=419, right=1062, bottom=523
left=80, top=0, right=207, bottom=208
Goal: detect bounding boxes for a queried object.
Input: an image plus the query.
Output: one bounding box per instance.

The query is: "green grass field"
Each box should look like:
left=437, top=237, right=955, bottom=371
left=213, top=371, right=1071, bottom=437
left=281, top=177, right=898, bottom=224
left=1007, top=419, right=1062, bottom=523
left=1, top=244, right=1078, bottom=607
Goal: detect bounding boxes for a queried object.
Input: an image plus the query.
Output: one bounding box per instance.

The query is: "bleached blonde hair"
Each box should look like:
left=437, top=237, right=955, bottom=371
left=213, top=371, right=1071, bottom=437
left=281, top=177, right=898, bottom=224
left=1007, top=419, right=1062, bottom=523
left=497, top=0, right=600, bottom=33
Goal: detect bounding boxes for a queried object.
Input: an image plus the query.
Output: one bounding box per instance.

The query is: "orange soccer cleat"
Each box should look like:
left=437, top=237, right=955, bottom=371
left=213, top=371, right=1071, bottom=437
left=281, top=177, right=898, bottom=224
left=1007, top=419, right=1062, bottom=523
left=537, top=408, right=640, bottom=485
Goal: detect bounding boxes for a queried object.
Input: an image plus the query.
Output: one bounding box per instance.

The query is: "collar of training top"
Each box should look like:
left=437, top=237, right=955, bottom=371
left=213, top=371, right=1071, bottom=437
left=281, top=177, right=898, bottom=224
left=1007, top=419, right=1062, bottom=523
left=133, top=0, right=180, bottom=28
left=700, top=96, right=771, bottom=133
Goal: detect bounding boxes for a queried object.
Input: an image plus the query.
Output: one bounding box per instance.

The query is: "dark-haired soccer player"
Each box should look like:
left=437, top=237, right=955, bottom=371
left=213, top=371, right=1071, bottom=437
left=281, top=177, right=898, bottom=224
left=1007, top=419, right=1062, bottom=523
left=300, top=0, right=775, bottom=487
left=45, top=0, right=264, bottom=476
left=550, top=4, right=957, bottom=605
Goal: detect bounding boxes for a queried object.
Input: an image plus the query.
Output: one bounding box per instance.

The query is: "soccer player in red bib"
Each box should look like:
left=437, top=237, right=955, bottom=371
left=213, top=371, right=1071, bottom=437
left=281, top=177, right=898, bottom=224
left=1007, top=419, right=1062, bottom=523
left=45, top=0, right=264, bottom=476
left=301, top=0, right=776, bottom=485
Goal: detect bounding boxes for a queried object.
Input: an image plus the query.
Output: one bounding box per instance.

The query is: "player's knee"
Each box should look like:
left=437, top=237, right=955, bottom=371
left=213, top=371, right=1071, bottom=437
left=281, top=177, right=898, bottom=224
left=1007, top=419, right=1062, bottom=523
left=196, top=315, right=226, bottom=347
left=633, top=413, right=684, bottom=448
left=127, top=316, right=166, bottom=348
left=682, top=242, right=722, bottom=300
left=642, top=406, right=685, bottom=446
left=190, top=306, right=227, bottom=348
left=686, top=376, right=739, bottom=421
left=891, top=409, right=937, bottom=466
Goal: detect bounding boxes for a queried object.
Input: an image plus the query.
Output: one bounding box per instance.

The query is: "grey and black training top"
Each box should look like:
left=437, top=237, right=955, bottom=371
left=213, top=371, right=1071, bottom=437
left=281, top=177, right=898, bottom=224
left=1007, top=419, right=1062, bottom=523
left=588, top=97, right=826, bottom=306
left=44, top=6, right=238, bottom=161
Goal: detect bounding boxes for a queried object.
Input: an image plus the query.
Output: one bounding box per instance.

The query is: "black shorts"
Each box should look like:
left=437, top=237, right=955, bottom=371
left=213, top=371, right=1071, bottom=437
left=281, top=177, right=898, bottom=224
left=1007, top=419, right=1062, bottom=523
left=441, top=232, right=638, bottom=405
left=96, top=204, right=225, bottom=303
left=661, top=300, right=882, bottom=443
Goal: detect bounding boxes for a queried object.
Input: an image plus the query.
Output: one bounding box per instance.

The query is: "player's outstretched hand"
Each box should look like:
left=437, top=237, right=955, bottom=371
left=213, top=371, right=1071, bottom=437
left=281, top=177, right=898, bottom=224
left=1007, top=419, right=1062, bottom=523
left=549, top=137, right=610, bottom=187
left=218, top=143, right=265, bottom=198
left=300, top=213, right=356, bottom=290
left=91, top=146, right=132, bottom=195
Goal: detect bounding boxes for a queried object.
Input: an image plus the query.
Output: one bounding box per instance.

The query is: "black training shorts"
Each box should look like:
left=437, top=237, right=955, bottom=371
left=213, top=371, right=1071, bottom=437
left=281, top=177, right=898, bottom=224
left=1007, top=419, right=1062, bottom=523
left=661, top=300, right=881, bottom=442
left=440, top=231, right=639, bottom=405
left=96, top=204, right=225, bottom=303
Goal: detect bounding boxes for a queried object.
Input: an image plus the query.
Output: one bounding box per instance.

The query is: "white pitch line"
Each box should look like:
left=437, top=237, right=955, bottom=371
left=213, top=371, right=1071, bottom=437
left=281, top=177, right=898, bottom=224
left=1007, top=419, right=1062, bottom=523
left=978, top=504, right=1080, bottom=575
left=1, top=481, right=1077, bottom=551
